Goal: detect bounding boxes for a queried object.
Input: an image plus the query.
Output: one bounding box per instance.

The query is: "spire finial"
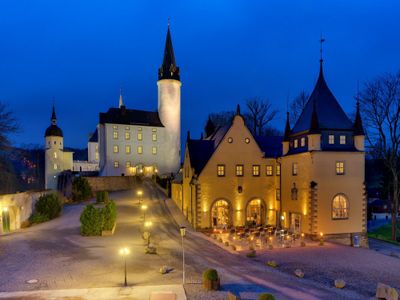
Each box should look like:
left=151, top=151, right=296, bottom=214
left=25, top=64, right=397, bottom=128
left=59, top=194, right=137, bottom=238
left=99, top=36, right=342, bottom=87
left=51, top=102, right=57, bottom=125
left=236, top=104, right=241, bottom=115
left=319, top=34, right=325, bottom=66
left=168, top=17, right=170, bottom=28
left=119, top=87, right=124, bottom=108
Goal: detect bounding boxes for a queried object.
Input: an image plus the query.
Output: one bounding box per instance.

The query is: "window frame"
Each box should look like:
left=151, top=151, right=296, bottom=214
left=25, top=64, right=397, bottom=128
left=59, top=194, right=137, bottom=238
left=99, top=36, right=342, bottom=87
left=137, top=146, right=143, bottom=154
left=113, top=145, right=119, bottom=153
left=276, top=164, right=281, bottom=176
left=336, top=161, right=345, bottom=175
left=332, top=194, right=349, bottom=220
left=301, top=137, right=306, bottom=147
left=252, top=165, right=260, bottom=177
left=125, top=145, right=131, bottom=154
left=217, top=164, right=225, bottom=177
left=235, top=164, right=244, bottom=177
left=152, top=133, right=157, bottom=141
left=328, top=134, right=335, bottom=145
left=292, top=162, right=298, bottom=176
left=137, top=132, right=143, bottom=141
left=152, top=146, right=157, bottom=155
left=340, top=135, right=346, bottom=145
left=266, top=165, right=273, bottom=176
left=113, top=161, right=119, bottom=168
left=294, top=139, right=298, bottom=148
left=125, top=132, right=130, bottom=140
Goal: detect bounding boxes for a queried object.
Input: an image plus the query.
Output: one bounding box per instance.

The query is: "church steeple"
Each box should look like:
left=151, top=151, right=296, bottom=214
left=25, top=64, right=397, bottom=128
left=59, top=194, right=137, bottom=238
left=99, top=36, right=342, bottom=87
left=283, top=112, right=291, bottom=141
left=353, top=100, right=365, bottom=135
left=119, top=88, right=124, bottom=108
left=51, top=105, right=57, bottom=125
left=158, top=21, right=180, bottom=81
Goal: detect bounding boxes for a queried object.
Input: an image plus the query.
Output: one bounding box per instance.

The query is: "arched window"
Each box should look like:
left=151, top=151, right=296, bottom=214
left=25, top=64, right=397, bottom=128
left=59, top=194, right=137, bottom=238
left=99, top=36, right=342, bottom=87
left=211, top=200, right=230, bottom=228
left=332, top=194, right=349, bottom=219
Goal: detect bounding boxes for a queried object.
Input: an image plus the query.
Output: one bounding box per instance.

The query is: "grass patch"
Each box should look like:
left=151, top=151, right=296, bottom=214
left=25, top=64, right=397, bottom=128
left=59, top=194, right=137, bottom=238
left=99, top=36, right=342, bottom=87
left=368, top=223, right=400, bottom=245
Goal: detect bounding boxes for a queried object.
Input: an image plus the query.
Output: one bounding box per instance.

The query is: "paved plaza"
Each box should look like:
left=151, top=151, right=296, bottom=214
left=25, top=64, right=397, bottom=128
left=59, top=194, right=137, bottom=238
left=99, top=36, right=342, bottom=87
left=0, top=181, right=399, bottom=299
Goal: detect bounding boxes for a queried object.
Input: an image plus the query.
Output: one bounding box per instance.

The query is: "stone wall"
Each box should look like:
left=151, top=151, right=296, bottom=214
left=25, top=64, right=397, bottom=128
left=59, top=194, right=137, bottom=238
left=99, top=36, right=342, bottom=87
left=84, top=176, right=137, bottom=192
left=0, top=190, right=53, bottom=234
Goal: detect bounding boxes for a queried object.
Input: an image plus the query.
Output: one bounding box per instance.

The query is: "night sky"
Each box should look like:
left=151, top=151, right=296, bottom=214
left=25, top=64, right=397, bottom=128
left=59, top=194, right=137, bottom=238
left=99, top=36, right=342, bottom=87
left=1, top=1, right=399, bottom=150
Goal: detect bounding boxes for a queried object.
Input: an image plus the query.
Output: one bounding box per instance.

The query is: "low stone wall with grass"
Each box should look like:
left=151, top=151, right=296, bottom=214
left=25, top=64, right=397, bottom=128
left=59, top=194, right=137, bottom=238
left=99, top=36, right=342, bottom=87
left=84, top=176, right=138, bottom=192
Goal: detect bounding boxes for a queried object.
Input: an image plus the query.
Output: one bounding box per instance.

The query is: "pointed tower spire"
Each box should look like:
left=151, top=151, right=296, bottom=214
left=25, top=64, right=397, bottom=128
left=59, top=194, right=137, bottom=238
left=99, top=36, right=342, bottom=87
left=354, top=99, right=365, bottom=135
left=205, top=116, right=216, bottom=138
left=158, top=21, right=180, bottom=81
left=236, top=104, right=241, bottom=116
left=309, top=100, right=320, bottom=133
left=283, top=112, right=291, bottom=141
left=119, top=87, right=124, bottom=108
left=51, top=104, right=57, bottom=125
left=186, top=130, right=191, bottom=142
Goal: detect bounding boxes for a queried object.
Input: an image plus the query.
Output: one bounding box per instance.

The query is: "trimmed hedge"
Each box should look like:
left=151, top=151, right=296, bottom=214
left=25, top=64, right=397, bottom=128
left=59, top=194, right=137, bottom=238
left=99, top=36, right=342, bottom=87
left=30, top=193, right=62, bottom=224
left=72, top=177, right=92, bottom=202
left=258, top=293, right=275, bottom=300
left=80, top=200, right=117, bottom=236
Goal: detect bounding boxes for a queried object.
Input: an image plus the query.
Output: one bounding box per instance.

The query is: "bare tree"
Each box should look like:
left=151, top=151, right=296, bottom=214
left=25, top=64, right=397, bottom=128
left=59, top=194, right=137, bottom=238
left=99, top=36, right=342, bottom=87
left=290, top=91, right=309, bottom=125
left=0, top=102, right=19, bottom=151
left=360, top=72, right=400, bottom=241
left=207, top=111, right=235, bottom=128
left=246, top=97, right=278, bottom=136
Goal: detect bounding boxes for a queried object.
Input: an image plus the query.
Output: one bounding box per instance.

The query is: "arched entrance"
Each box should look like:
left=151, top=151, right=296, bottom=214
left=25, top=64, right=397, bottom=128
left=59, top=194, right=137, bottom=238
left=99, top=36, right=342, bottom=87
left=211, top=199, right=230, bottom=228
left=246, top=199, right=265, bottom=226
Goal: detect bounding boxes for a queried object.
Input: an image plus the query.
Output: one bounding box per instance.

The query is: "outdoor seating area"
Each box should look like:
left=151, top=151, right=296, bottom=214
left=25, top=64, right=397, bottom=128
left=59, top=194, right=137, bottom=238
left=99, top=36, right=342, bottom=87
left=208, top=226, right=320, bottom=251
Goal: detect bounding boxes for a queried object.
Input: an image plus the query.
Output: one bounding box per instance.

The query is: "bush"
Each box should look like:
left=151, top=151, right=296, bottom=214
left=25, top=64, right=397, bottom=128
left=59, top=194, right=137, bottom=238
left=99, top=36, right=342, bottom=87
left=258, top=293, right=276, bottom=300
left=102, top=200, right=117, bottom=231
left=80, top=204, right=103, bottom=236
left=72, top=177, right=92, bottom=202
left=96, top=191, right=109, bottom=204
left=246, top=250, right=256, bottom=258
left=34, top=193, right=62, bottom=220
left=202, top=269, right=218, bottom=281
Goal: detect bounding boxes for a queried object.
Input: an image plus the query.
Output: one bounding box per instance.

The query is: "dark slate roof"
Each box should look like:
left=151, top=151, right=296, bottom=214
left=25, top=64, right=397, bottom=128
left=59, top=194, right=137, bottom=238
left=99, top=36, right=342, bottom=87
left=187, top=139, right=215, bottom=175
left=45, top=124, right=63, bottom=137
left=158, top=26, right=180, bottom=81
left=291, top=64, right=353, bottom=134
left=254, top=136, right=283, bottom=158
left=99, top=107, right=164, bottom=127
left=89, top=128, right=98, bottom=142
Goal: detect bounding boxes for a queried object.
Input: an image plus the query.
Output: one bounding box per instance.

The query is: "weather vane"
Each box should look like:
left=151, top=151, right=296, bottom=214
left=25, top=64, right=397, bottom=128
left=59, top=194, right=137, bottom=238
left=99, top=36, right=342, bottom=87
left=320, top=34, right=325, bottom=63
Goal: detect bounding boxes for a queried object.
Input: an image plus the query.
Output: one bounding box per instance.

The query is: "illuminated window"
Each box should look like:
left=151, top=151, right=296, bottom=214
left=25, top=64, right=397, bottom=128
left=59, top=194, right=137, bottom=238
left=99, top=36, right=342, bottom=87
left=152, top=146, right=157, bottom=155
left=340, top=135, right=346, bottom=144
left=266, top=165, right=273, bottom=176
left=292, top=162, right=298, bottom=176
left=114, top=161, right=119, bottom=168
left=276, top=189, right=281, bottom=201
left=95, top=152, right=99, bottom=160
left=152, top=128, right=157, bottom=132
left=152, top=133, right=157, bottom=141
left=125, top=132, right=130, bottom=140
left=328, top=134, right=335, bottom=144
left=217, top=165, right=225, bottom=177
left=301, top=137, right=306, bottom=147
left=138, top=127, right=142, bottom=131
left=137, top=132, right=143, bottom=141
left=125, top=145, right=131, bottom=154
left=252, top=165, right=260, bottom=176
left=54, top=152, right=57, bottom=159
left=294, top=139, right=298, bottom=148
left=113, top=131, right=118, bottom=139
left=113, top=125, right=118, bottom=130
left=113, top=145, right=119, bottom=153
left=53, top=163, right=57, bottom=170
left=126, top=161, right=131, bottom=168
left=137, top=146, right=143, bottom=154
left=245, top=138, right=250, bottom=144
left=125, top=126, right=130, bottom=130
left=236, top=164, right=243, bottom=176
left=336, top=161, right=345, bottom=175
left=276, top=164, right=281, bottom=176
left=332, top=194, right=349, bottom=219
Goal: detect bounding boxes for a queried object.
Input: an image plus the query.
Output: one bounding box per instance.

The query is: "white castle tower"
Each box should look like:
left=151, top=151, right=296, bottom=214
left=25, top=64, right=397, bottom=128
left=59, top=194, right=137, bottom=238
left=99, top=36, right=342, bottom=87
left=157, top=24, right=181, bottom=174
left=45, top=105, right=73, bottom=189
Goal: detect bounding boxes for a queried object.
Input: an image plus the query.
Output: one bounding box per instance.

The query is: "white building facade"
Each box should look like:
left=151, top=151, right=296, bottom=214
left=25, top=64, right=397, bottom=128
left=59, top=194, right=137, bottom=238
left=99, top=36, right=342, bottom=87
left=98, top=26, right=181, bottom=177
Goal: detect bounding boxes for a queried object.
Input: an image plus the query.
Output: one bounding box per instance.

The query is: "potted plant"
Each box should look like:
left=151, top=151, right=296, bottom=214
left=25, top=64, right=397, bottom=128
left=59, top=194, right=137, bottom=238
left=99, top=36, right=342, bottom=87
left=202, top=268, right=220, bottom=291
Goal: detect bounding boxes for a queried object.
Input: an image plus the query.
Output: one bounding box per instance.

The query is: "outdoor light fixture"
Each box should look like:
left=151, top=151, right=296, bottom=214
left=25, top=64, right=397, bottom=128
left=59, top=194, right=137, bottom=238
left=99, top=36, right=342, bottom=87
left=281, top=215, right=285, bottom=220
left=3, top=207, right=8, bottom=212
left=119, top=247, right=130, bottom=287
left=180, top=226, right=186, bottom=284
left=137, top=190, right=143, bottom=204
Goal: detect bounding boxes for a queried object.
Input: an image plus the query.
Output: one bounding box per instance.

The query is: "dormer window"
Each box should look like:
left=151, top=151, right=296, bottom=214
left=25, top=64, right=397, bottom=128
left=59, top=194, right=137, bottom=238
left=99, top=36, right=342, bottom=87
left=340, top=135, right=346, bottom=145
left=294, top=139, right=298, bottom=148
left=301, top=137, right=306, bottom=147
left=328, top=134, right=335, bottom=144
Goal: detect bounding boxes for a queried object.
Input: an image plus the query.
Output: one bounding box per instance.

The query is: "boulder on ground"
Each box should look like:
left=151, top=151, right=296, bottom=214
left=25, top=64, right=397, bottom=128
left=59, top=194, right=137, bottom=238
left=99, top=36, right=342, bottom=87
left=376, top=282, right=399, bottom=300
left=334, top=279, right=346, bottom=289
left=294, top=269, right=304, bottom=278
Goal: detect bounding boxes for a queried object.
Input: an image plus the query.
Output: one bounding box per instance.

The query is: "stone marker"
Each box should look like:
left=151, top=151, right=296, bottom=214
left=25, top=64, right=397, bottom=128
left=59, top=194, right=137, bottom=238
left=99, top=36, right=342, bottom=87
left=376, top=282, right=399, bottom=300
left=294, top=269, right=304, bottom=278
left=334, top=279, right=346, bottom=289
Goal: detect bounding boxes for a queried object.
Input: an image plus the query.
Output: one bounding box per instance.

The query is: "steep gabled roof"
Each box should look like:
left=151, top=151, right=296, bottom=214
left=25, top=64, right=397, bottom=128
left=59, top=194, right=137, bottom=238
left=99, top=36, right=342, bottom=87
left=187, top=139, right=215, bottom=175
left=45, top=105, right=63, bottom=137
left=99, top=107, right=164, bottom=127
left=158, top=25, right=180, bottom=81
left=291, top=64, right=353, bottom=134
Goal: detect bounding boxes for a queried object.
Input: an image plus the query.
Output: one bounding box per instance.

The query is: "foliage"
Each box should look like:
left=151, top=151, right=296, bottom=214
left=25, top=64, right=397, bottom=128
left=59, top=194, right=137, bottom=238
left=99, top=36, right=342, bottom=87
left=80, top=204, right=103, bottom=236
left=245, top=97, right=278, bottom=136
left=266, top=260, right=278, bottom=268
left=79, top=200, right=117, bottom=236
left=289, top=90, right=309, bottom=125
left=368, top=223, right=400, bottom=244
left=0, top=102, right=19, bottom=151
left=258, top=293, right=276, bottom=300
left=29, top=213, right=50, bottom=224
left=96, top=191, right=109, bottom=204
left=34, top=193, right=62, bottom=220
left=246, top=250, right=256, bottom=258
left=202, top=268, right=219, bottom=281
left=72, top=177, right=92, bottom=202
left=102, top=200, right=117, bottom=231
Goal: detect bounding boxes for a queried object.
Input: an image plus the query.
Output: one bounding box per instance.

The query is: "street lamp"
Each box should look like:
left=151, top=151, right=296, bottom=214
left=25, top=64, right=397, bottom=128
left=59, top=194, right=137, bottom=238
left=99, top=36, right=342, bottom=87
left=144, top=221, right=153, bottom=246
left=119, top=247, right=130, bottom=287
left=141, top=204, right=148, bottom=222
left=180, top=226, right=186, bottom=285
left=137, top=190, right=143, bottom=204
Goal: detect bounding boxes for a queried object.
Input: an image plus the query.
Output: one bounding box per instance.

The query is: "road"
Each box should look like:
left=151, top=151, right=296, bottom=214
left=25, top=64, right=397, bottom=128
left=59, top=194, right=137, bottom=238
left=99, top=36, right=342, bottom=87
left=0, top=180, right=396, bottom=299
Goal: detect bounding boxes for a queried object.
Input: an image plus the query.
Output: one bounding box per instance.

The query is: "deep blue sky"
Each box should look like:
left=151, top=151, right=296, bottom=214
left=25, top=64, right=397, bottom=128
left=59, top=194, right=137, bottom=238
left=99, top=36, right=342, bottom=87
left=1, top=1, right=399, bottom=149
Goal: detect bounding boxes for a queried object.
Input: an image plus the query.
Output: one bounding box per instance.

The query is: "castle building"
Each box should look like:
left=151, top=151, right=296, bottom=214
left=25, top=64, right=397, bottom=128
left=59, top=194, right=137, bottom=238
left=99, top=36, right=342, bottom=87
left=172, top=58, right=366, bottom=246
left=97, top=25, right=181, bottom=176
left=44, top=106, right=73, bottom=190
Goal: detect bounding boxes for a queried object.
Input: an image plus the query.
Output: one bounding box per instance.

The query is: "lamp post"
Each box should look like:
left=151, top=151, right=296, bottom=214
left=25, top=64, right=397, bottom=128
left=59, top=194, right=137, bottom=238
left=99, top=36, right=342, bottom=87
left=137, top=190, right=143, bottom=204
left=119, top=247, right=130, bottom=287
left=180, top=226, right=186, bottom=285
left=144, top=221, right=153, bottom=246
left=141, top=204, right=148, bottom=222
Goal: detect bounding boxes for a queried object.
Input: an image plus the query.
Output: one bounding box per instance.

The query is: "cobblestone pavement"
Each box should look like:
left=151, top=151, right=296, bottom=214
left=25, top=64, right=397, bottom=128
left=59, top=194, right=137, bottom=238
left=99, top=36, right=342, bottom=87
left=0, top=180, right=393, bottom=299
